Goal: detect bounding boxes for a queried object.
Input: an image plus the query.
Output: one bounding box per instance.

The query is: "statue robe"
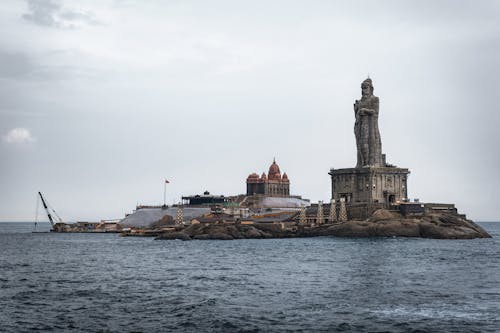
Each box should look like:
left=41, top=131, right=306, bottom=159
left=354, top=95, right=383, bottom=168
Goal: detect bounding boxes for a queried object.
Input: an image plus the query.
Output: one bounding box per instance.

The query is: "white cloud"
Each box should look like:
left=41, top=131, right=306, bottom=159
left=22, top=0, right=102, bottom=29
left=3, top=127, right=35, bottom=144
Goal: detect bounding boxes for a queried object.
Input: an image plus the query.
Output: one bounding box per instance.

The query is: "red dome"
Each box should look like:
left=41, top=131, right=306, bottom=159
left=261, top=172, right=267, bottom=180
left=282, top=172, right=289, bottom=183
left=268, top=159, right=281, bottom=180
left=246, top=172, right=260, bottom=182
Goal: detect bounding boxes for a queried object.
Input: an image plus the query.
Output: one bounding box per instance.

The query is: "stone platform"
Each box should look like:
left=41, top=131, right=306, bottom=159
left=329, top=166, right=409, bottom=210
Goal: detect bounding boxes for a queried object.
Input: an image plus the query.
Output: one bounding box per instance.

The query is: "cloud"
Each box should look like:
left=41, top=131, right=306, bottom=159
left=0, top=47, right=101, bottom=81
left=22, top=0, right=101, bottom=29
left=0, top=51, right=36, bottom=79
left=3, top=128, right=35, bottom=144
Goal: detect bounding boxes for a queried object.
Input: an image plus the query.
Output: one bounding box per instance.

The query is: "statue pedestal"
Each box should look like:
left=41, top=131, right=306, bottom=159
left=329, top=166, right=410, bottom=207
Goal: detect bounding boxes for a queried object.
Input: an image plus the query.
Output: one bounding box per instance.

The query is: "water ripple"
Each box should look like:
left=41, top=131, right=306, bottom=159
left=0, top=222, right=499, bottom=332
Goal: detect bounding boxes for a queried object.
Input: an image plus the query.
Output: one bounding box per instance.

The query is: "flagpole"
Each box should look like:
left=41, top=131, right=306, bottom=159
left=163, top=180, right=167, bottom=207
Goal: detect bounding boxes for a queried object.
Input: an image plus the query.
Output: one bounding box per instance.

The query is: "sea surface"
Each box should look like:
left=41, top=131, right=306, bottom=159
left=1, top=222, right=499, bottom=333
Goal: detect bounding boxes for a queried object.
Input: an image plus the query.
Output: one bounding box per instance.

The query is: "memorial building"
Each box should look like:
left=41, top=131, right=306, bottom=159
left=246, top=159, right=290, bottom=196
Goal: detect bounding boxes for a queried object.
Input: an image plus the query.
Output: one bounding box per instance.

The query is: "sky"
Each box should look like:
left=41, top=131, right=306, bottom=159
left=1, top=0, right=499, bottom=222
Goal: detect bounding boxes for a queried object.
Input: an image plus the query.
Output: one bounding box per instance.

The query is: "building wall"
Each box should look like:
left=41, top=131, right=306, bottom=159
left=247, top=181, right=289, bottom=196
left=265, top=182, right=289, bottom=196
left=330, top=167, right=409, bottom=205
left=247, top=182, right=265, bottom=195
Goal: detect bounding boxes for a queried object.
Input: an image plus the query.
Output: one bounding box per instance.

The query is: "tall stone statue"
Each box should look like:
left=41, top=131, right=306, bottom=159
left=354, top=78, right=383, bottom=167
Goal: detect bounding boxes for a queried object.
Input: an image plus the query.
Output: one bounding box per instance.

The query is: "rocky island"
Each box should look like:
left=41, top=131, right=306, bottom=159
left=55, top=77, right=491, bottom=240
left=125, top=78, right=492, bottom=241
left=138, top=208, right=489, bottom=241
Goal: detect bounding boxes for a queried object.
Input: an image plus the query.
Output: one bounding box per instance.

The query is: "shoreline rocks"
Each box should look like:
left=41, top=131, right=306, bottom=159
left=306, top=210, right=491, bottom=239
left=152, top=210, right=491, bottom=241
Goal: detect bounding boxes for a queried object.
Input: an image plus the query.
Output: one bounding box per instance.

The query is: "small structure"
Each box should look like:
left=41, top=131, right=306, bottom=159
left=399, top=202, right=425, bottom=216
left=328, top=199, right=337, bottom=223
left=96, top=220, right=122, bottom=232
left=175, top=207, right=183, bottom=225
left=316, top=201, right=324, bottom=225
left=192, top=213, right=236, bottom=224
left=299, top=207, right=307, bottom=225
left=339, top=198, right=348, bottom=222
left=423, top=203, right=458, bottom=214
left=182, top=191, right=228, bottom=206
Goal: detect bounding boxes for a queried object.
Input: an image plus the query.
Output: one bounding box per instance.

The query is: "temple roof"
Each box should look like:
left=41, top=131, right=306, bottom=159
left=246, top=172, right=260, bottom=181
left=268, top=159, right=281, bottom=180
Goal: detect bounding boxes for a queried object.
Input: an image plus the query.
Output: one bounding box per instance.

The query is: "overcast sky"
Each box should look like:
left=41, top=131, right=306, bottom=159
left=1, top=0, right=499, bottom=222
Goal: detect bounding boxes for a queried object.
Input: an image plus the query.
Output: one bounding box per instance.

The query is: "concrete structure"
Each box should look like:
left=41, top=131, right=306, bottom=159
left=329, top=199, right=337, bottom=223
left=339, top=199, right=348, bottom=222
left=246, top=159, right=290, bottom=196
left=330, top=166, right=409, bottom=204
left=239, top=195, right=309, bottom=208
left=181, top=191, right=228, bottom=206
left=329, top=78, right=410, bottom=209
left=119, top=206, right=210, bottom=228
left=316, top=201, right=324, bottom=225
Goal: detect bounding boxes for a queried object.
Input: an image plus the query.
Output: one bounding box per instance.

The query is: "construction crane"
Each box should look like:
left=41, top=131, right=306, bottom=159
left=37, top=192, right=63, bottom=228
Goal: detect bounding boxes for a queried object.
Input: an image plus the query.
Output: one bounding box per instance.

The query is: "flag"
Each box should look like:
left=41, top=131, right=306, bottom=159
left=165, top=179, right=170, bottom=183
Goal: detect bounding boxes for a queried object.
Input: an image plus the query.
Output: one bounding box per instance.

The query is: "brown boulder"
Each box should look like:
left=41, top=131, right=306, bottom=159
left=155, top=232, right=191, bottom=241
left=369, top=209, right=398, bottom=221
left=151, top=214, right=174, bottom=228
left=193, top=233, right=234, bottom=240
left=322, top=211, right=491, bottom=239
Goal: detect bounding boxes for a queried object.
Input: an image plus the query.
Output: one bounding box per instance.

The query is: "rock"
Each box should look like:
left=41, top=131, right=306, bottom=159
left=191, top=234, right=209, bottom=240
left=182, top=223, right=205, bottom=235
left=154, top=211, right=490, bottom=241
left=210, top=233, right=234, bottom=240
left=318, top=211, right=491, bottom=239
left=151, top=214, right=174, bottom=228
left=242, top=227, right=264, bottom=238
left=222, top=225, right=244, bottom=239
left=370, top=209, right=398, bottom=221
left=180, top=223, right=271, bottom=240
left=155, top=232, right=191, bottom=241
left=417, top=213, right=491, bottom=239
left=325, top=222, right=375, bottom=237
left=193, top=233, right=234, bottom=240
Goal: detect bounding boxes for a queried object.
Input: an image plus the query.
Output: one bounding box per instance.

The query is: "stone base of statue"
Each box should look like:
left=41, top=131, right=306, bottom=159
left=329, top=166, right=410, bottom=219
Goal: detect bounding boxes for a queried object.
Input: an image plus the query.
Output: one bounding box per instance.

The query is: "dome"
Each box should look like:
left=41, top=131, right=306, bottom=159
left=268, top=159, right=281, bottom=180
left=282, top=172, right=289, bottom=183
left=246, top=172, right=260, bottom=182
left=260, top=172, right=267, bottom=180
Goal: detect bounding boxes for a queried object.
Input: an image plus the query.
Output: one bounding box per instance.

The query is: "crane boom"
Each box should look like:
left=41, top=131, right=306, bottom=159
left=38, top=191, right=54, bottom=227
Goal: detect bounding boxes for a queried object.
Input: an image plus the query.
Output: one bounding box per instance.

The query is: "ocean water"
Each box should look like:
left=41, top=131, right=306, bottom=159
left=1, top=222, right=499, bottom=333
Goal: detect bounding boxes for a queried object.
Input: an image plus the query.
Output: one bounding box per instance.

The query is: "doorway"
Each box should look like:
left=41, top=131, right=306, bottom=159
left=389, top=194, right=396, bottom=204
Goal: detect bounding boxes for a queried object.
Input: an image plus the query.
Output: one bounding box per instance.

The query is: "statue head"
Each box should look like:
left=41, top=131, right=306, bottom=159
left=361, top=78, right=373, bottom=97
